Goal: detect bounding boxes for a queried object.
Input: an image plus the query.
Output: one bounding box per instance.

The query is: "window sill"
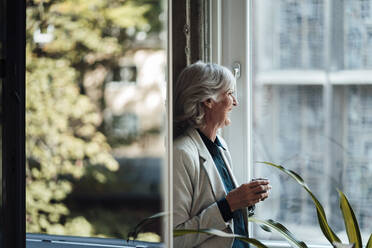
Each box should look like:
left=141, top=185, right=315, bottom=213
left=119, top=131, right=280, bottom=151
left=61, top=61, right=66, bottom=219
left=26, top=233, right=164, bottom=248
left=260, top=240, right=332, bottom=248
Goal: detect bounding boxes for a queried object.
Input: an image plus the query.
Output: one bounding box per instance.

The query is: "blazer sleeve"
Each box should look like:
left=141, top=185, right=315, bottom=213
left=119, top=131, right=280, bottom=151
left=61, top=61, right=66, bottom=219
left=173, top=147, right=230, bottom=247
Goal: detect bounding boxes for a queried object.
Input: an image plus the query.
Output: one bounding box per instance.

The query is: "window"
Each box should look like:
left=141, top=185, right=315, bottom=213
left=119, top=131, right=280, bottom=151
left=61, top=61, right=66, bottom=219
left=218, top=0, right=372, bottom=245
left=25, top=0, right=168, bottom=246
left=107, top=65, right=138, bottom=84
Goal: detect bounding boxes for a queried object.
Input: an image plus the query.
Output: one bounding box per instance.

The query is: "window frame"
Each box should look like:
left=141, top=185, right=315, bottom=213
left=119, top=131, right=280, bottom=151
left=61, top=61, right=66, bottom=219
left=165, top=0, right=173, bottom=247
left=2, top=0, right=26, bottom=247
left=215, top=0, right=252, bottom=192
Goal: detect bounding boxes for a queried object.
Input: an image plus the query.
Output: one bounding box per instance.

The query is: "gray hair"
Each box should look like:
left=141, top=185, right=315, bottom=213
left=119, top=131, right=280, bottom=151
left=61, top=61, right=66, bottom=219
left=173, top=61, right=236, bottom=137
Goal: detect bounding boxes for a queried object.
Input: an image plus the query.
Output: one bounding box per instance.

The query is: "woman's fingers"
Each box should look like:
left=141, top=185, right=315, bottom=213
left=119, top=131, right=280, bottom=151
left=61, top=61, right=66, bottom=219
left=242, top=180, right=271, bottom=203
left=248, top=179, right=269, bottom=188
left=252, top=183, right=271, bottom=202
left=226, top=180, right=271, bottom=211
left=245, top=198, right=260, bottom=206
left=252, top=184, right=271, bottom=194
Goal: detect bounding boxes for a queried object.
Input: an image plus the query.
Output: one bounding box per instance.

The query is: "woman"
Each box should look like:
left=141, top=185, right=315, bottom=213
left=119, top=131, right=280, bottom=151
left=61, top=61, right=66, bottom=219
left=173, top=61, right=271, bottom=248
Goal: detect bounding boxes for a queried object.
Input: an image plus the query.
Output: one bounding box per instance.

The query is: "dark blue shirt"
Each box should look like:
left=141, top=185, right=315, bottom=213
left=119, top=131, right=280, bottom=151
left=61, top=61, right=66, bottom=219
left=197, top=130, right=249, bottom=248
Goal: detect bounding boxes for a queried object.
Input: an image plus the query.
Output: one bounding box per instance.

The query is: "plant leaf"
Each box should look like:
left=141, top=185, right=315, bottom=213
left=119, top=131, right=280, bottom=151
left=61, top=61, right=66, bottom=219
left=338, top=190, right=362, bottom=248
left=257, top=161, right=341, bottom=244
left=127, top=212, right=168, bottom=241
left=249, top=217, right=307, bottom=248
left=260, top=224, right=272, bottom=233
left=366, top=234, right=372, bottom=248
left=174, top=228, right=268, bottom=248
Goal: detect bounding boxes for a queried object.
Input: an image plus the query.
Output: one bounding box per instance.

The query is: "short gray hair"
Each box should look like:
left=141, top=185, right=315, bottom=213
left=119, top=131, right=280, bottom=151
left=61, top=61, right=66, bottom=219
left=173, top=61, right=236, bottom=137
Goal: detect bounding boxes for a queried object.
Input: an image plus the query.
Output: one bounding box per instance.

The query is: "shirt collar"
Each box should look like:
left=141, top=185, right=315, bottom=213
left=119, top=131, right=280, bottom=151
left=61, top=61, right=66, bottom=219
left=197, top=129, right=226, bottom=152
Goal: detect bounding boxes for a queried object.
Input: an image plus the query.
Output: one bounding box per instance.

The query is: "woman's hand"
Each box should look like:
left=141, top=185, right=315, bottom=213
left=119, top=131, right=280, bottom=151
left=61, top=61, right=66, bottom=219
left=226, top=179, right=271, bottom=212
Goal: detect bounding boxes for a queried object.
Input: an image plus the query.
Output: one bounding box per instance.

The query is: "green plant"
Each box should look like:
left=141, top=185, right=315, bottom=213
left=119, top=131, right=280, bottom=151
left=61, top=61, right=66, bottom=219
left=128, top=208, right=311, bottom=248
left=128, top=161, right=372, bottom=248
left=127, top=211, right=308, bottom=248
left=257, top=161, right=372, bottom=248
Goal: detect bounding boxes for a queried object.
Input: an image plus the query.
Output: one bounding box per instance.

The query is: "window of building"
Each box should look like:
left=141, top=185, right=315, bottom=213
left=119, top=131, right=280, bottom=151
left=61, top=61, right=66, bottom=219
left=218, top=0, right=372, bottom=245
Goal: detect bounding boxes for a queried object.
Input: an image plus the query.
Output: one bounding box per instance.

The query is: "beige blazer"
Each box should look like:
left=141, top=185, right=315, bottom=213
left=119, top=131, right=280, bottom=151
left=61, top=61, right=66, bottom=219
left=173, top=128, right=248, bottom=248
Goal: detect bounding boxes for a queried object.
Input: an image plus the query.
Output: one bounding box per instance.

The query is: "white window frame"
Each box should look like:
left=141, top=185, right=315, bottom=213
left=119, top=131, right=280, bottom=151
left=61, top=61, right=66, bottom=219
left=214, top=0, right=253, bottom=186
left=165, top=1, right=173, bottom=248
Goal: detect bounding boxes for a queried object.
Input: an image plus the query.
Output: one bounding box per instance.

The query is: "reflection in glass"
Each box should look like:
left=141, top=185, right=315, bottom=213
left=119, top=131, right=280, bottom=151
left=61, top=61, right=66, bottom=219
left=26, top=0, right=165, bottom=242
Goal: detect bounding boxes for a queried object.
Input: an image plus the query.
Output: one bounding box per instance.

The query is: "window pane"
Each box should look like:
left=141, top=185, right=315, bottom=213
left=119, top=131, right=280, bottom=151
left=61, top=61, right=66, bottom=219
left=254, top=0, right=325, bottom=71
left=253, top=85, right=328, bottom=243
left=26, top=0, right=166, bottom=242
left=332, top=85, right=372, bottom=234
left=251, top=85, right=372, bottom=242
left=252, top=0, right=372, bottom=244
left=345, top=0, right=372, bottom=69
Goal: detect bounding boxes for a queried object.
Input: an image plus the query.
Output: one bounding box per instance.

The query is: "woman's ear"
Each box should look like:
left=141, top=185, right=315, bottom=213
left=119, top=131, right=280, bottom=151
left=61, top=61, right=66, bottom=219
left=203, top=99, right=213, bottom=109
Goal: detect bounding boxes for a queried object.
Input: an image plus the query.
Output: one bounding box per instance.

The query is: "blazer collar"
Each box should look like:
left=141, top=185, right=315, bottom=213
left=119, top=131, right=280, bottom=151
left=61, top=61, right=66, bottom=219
left=186, top=128, right=228, bottom=199
left=186, top=128, right=246, bottom=230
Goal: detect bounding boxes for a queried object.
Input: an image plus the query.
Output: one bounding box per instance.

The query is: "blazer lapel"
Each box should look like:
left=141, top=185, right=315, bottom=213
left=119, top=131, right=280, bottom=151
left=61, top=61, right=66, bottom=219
left=186, top=128, right=227, bottom=201
left=186, top=128, right=249, bottom=233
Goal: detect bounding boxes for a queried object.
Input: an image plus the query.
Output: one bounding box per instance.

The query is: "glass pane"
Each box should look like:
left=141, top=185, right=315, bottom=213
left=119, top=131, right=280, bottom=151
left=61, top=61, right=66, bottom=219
left=26, top=0, right=166, bottom=242
left=254, top=0, right=325, bottom=71
left=252, top=0, right=372, bottom=244
left=332, top=85, right=372, bottom=238
left=253, top=85, right=328, bottom=243
left=345, top=0, right=372, bottom=69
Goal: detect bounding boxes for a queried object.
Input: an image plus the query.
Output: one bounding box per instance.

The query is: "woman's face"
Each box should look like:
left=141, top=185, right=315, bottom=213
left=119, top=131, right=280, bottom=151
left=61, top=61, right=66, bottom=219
left=207, top=88, right=238, bottom=128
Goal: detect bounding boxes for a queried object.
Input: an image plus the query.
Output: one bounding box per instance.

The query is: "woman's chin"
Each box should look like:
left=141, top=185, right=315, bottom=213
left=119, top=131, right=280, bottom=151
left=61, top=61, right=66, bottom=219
left=224, top=118, right=231, bottom=126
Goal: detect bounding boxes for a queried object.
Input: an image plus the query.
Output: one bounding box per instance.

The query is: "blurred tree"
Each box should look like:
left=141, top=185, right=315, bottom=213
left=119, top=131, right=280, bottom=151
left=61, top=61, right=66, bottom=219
left=26, top=0, right=163, bottom=236
left=26, top=46, right=120, bottom=235
left=27, top=0, right=162, bottom=118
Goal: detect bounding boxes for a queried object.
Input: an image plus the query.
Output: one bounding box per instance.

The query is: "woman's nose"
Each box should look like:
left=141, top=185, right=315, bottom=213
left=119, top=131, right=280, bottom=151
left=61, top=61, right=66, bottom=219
left=233, top=95, right=238, bottom=106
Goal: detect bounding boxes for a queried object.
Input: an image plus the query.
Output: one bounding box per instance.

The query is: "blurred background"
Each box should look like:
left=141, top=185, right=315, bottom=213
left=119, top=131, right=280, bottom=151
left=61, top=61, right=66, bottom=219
left=25, top=0, right=166, bottom=242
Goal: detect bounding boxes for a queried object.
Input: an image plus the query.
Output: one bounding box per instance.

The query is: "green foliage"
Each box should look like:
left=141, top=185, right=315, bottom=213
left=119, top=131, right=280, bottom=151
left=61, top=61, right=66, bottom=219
left=257, top=161, right=341, bottom=244
left=26, top=0, right=162, bottom=115
left=248, top=217, right=308, bottom=248
left=259, top=161, right=372, bottom=248
left=131, top=160, right=372, bottom=246
left=338, top=190, right=362, bottom=248
left=26, top=46, right=119, bottom=234
left=26, top=0, right=162, bottom=236
left=128, top=211, right=167, bottom=240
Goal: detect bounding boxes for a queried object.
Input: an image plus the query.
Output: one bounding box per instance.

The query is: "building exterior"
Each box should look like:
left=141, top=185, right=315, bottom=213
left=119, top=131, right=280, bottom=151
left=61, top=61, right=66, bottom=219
left=104, top=49, right=166, bottom=157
